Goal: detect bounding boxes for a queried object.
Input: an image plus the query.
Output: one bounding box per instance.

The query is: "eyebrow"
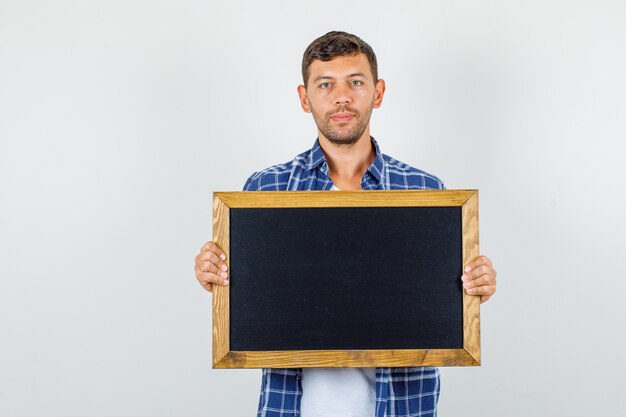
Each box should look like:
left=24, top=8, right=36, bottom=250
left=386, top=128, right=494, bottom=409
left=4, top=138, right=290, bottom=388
left=312, top=72, right=367, bottom=83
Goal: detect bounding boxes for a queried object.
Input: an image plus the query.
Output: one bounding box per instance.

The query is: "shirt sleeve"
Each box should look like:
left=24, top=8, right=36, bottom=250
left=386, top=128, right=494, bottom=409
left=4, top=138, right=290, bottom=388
left=242, top=172, right=259, bottom=191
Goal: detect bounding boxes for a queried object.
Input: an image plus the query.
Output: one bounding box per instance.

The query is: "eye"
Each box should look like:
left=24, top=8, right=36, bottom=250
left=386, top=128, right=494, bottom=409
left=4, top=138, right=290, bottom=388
left=351, top=80, right=363, bottom=87
left=320, top=82, right=331, bottom=89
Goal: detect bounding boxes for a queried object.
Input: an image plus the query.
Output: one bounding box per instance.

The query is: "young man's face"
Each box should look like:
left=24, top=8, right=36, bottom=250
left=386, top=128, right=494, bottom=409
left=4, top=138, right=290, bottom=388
left=298, top=53, right=385, bottom=145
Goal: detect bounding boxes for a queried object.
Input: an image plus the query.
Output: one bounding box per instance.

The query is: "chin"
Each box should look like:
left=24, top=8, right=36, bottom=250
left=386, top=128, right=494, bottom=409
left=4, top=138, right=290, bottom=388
left=326, top=137, right=361, bottom=145
left=324, top=129, right=366, bottom=145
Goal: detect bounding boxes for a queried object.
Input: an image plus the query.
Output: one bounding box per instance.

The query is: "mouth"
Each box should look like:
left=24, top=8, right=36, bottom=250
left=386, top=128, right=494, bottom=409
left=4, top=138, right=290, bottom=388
left=329, top=112, right=355, bottom=123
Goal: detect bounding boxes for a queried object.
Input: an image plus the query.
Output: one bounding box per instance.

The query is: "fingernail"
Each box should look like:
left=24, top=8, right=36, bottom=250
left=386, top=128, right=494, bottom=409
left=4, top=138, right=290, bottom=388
left=220, top=264, right=228, bottom=271
left=220, top=254, right=226, bottom=260
left=467, top=288, right=474, bottom=294
left=223, top=280, right=229, bottom=285
left=461, top=274, right=468, bottom=281
left=464, top=266, right=472, bottom=272
left=463, top=282, right=472, bottom=289
left=220, top=272, right=228, bottom=279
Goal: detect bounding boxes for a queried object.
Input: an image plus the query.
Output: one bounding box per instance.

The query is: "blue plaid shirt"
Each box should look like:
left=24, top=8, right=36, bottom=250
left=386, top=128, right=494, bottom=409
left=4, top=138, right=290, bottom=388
left=243, top=138, right=445, bottom=417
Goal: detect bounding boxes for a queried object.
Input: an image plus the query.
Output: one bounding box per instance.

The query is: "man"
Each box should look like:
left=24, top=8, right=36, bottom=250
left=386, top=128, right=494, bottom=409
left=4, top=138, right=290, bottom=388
left=195, top=31, right=497, bottom=417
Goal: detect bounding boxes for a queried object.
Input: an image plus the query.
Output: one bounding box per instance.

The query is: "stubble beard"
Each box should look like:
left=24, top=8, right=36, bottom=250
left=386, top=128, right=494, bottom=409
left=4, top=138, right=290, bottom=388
left=310, top=105, right=373, bottom=146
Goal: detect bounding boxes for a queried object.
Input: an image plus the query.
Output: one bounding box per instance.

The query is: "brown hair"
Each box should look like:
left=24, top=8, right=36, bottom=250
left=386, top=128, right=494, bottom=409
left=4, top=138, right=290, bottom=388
left=301, top=31, right=378, bottom=86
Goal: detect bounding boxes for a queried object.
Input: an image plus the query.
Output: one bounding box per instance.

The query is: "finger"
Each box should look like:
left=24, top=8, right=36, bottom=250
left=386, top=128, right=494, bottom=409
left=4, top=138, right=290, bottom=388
left=461, top=267, right=492, bottom=286
left=463, top=265, right=495, bottom=282
left=195, top=251, right=228, bottom=273
left=463, top=255, right=492, bottom=273
left=201, top=241, right=227, bottom=261
left=195, top=270, right=218, bottom=291
left=465, top=285, right=496, bottom=298
left=462, top=274, right=493, bottom=290
left=196, top=261, right=228, bottom=282
left=201, top=281, right=213, bottom=293
left=195, top=270, right=229, bottom=287
left=198, top=261, right=219, bottom=274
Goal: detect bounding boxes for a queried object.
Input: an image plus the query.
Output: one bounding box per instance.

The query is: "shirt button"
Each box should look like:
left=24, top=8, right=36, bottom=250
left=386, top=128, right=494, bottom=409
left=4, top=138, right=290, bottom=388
left=294, top=412, right=299, bottom=416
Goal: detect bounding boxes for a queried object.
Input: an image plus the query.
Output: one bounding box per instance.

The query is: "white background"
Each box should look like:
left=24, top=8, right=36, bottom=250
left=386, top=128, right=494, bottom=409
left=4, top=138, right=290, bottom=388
left=1, top=1, right=625, bottom=416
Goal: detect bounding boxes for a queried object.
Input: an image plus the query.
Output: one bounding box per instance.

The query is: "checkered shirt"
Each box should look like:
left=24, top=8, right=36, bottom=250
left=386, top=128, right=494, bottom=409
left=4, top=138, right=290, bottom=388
left=244, top=137, right=444, bottom=417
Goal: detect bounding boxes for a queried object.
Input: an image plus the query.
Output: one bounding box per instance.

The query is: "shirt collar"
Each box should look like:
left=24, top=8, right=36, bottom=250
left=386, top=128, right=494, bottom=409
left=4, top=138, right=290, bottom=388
left=305, top=137, right=385, bottom=183
left=367, top=137, right=385, bottom=182
left=305, top=138, right=328, bottom=171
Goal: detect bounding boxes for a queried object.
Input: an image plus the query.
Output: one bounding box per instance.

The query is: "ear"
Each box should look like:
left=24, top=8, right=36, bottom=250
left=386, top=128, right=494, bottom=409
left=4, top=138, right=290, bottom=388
left=372, top=79, right=386, bottom=109
left=297, top=84, right=312, bottom=113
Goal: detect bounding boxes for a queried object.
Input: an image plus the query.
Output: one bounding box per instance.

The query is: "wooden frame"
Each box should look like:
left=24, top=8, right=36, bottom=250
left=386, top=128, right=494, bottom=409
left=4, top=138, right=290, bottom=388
left=212, top=190, right=480, bottom=368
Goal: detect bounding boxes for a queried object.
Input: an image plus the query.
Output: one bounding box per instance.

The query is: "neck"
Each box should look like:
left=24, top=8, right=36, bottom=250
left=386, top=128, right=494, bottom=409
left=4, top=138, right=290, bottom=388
left=318, top=131, right=376, bottom=190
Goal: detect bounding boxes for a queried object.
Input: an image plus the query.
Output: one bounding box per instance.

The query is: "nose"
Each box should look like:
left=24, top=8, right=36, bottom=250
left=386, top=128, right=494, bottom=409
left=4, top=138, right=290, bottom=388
left=333, top=83, right=352, bottom=105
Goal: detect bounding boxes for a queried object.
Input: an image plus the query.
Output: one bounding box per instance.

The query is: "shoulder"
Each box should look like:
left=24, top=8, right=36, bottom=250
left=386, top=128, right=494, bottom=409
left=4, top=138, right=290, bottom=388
left=242, top=150, right=309, bottom=191
left=383, top=154, right=446, bottom=190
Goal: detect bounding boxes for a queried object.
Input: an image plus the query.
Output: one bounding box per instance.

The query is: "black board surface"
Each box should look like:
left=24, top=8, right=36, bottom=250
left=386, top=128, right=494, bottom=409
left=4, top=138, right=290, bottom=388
left=229, top=206, right=463, bottom=351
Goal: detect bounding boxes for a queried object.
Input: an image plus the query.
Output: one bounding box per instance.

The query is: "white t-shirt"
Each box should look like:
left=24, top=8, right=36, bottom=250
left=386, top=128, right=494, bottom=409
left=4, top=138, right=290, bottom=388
left=301, top=367, right=376, bottom=417
left=300, top=184, right=376, bottom=417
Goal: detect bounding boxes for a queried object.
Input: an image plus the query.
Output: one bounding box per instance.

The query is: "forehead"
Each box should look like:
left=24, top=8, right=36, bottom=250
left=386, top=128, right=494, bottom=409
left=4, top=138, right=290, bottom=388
left=307, top=53, right=373, bottom=81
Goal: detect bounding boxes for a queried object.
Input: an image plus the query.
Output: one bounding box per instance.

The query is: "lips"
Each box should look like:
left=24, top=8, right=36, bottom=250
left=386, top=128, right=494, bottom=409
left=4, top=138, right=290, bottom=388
left=330, top=112, right=355, bottom=122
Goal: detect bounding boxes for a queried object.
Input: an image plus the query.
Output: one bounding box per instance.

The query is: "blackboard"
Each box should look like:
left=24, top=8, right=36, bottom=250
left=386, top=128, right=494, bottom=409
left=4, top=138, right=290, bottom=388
left=212, top=190, right=480, bottom=368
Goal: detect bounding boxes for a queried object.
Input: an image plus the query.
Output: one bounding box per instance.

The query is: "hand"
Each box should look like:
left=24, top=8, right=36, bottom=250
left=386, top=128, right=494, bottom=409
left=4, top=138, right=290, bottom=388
left=461, top=255, right=497, bottom=303
left=194, top=241, right=229, bottom=293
